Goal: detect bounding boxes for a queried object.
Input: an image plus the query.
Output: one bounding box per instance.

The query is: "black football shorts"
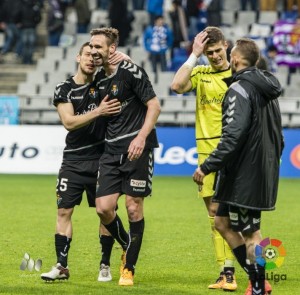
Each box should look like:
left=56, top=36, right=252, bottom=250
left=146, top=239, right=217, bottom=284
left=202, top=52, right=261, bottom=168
left=56, top=159, right=99, bottom=209
left=217, top=203, right=261, bottom=234
left=96, top=150, right=154, bottom=198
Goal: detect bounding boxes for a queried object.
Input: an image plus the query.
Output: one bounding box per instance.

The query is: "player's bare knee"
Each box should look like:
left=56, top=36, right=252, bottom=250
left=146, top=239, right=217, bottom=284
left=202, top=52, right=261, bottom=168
left=57, top=208, right=73, bottom=219
left=214, top=216, right=228, bottom=236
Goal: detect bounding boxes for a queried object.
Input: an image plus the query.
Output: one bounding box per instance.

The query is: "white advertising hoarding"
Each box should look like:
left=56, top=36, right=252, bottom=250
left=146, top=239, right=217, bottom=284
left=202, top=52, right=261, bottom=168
left=0, top=125, right=67, bottom=174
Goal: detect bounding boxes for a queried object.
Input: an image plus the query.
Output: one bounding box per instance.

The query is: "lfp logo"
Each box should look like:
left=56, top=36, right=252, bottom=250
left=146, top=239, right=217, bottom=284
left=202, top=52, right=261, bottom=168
left=255, top=238, right=286, bottom=270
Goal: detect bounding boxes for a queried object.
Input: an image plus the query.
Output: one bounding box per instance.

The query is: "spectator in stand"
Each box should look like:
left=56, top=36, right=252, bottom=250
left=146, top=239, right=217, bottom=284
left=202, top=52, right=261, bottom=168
left=132, top=0, right=146, bottom=10
left=240, top=0, right=258, bottom=10
left=97, top=0, right=109, bottom=9
left=169, top=0, right=189, bottom=58
left=74, top=0, right=91, bottom=33
left=285, top=0, right=300, bottom=14
left=47, top=0, right=65, bottom=46
left=182, top=0, right=201, bottom=40
left=147, top=0, right=164, bottom=26
left=143, top=15, right=173, bottom=72
left=108, top=0, right=133, bottom=46
left=263, top=44, right=278, bottom=73
left=260, top=0, right=276, bottom=10
left=0, top=0, right=22, bottom=58
left=19, top=0, right=42, bottom=64
left=205, top=0, right=222, bottom=27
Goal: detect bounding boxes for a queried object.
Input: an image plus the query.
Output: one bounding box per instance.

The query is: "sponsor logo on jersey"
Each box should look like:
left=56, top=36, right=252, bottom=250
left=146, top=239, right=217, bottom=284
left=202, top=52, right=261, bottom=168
left=229, top=212, right=238, bottom=221
left=200, top=78, right=211, bottom=83
left=130, top=179, right=146, bottom=187
left=199, top=96, right=223, bottom=105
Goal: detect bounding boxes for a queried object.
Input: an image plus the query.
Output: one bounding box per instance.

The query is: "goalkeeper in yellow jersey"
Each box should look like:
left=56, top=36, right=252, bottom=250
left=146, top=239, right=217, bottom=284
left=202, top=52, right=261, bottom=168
left=171, top=27, right=237, bottom=291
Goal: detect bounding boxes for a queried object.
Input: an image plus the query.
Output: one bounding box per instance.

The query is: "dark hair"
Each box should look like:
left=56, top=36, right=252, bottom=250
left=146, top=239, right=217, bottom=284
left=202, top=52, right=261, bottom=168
left=79, top=42, right=90, bottom=55
left=267, top=44, right=277, bottom=52
left=154, top=15, right=164, bottom=21
left=90, top=27, right=119, bottom=47
left=204, top=26, right=226, bottom=45
left=172, top=0, right=182, bottom=5
left=235, top=38, right=260, bottom=67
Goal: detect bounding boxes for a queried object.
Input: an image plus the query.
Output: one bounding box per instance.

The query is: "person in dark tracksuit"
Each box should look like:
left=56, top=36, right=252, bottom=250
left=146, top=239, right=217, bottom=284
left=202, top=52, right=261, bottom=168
left=193, top=38, right=284, bottom=295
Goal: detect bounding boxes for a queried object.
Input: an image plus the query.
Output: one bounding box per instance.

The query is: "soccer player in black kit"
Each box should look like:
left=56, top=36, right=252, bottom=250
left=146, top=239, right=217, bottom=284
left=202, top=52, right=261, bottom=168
left=41, top=42, right=129, bottom=282
left=89, top=27, right=161, bottom=286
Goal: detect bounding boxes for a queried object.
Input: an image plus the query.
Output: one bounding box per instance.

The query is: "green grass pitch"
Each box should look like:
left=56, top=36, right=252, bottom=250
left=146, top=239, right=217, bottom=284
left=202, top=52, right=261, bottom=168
left=0, top=175, right=299, bottom=295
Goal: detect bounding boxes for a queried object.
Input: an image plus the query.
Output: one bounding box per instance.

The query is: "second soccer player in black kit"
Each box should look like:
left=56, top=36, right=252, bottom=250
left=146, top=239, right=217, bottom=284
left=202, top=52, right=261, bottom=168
left=89, top=27, right=161, bottom=286
left=41, top=42, right=129, bottom=282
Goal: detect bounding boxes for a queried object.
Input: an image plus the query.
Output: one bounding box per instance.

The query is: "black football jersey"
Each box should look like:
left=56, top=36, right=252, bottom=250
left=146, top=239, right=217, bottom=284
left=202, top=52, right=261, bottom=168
left=95, top=61, right=159, bottom=154
left=53, top=77, right=106, bottom=160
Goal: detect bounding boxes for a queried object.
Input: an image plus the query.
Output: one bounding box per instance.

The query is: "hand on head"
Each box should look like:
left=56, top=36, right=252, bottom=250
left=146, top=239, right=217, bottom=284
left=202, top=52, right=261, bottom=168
left=192, top=31, right=209, bottom=57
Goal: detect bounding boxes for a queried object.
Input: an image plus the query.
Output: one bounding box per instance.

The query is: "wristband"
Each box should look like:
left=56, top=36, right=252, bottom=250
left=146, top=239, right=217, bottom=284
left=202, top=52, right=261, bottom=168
left=184, top=53, right=198, bottom=68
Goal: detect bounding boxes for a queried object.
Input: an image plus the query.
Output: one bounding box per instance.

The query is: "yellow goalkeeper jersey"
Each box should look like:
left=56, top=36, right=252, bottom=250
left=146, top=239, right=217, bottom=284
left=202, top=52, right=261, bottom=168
left=190, top=64, right=232, bottom=154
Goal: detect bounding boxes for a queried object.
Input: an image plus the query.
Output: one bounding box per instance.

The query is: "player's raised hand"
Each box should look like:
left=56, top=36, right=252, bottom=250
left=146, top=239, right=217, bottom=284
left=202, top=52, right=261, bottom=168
left=96, top=95, right=121, bottom=116
left=108, top=51, right=132, bottom=65
left=192, top=31, right=209, bottom=58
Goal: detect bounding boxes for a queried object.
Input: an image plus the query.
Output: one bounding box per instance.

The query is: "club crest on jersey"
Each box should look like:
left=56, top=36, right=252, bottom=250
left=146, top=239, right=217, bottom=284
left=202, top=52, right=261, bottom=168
left=89, top=87, right=97, bottom=99
left=111, top=84, right=118, bottom=96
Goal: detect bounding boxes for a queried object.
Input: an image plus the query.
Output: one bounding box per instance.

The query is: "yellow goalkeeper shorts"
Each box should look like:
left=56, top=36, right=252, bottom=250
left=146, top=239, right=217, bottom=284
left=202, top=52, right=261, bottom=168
left=197, top=153, right=216, bottom=198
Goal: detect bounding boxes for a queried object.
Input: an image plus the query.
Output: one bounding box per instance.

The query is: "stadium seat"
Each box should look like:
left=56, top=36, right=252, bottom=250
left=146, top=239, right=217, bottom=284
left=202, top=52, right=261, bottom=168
left=249, top=23, right=272, bottom=38
left=26, top=71, right=48, bottom=84
left=279, top=99, right=299, bottom=113
left=221, top=11, right=236, bottom=26
left=152, top=72, right=175, bottom=97
left=237, top=11, right=257, bottom=24
left=58, top=59, right=77, bottom=73
left=128, top=46, right=147, bottom=66
left=290, top=114, right=300, bottom=127
left=74, top=33, right=90, bottom=46
left=281, top=113, right=290, bottom=127
left=19, top=110, right=41, bottom=124
left=130, top=10, right=149, bottom=44
left=90, top=10, right=109, bottom=29
left=184, top=97, right=196, bottom=112
left=44, top=46, right=66, bottom=60
left=223, top=0, right=240, bottom=11
left=36, top=58, right=59, bottom=73
left=157, top=113, right=177, bottom=125
left=0, top=32, right=4, bottom=48
left=253, top=38, right=267, bottom=50
left=39, top=111, right=60, bottom=124
left=38, top=83, right=59, bottom=96
left=65, top=7, right=77, bottom=23
left=88, top=0, right=97, bottom=9
left=17, top=82, right=38, bottom=96
left=283, top=86, right=300, bottom=98
left=62, top=21, right=77, bottom=36
left=20, top=96, right=53, bottom=110
left=177, top=112, right=195, bottom=125
left=47, top=71, right=71, bottom=85
left=236, top=11, right=257, bottom=33
left=257, top=11, right=279, bottom=25
left=161, top=98, right=184, bottom=112
left=221, top=25, right=247, bottom=41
